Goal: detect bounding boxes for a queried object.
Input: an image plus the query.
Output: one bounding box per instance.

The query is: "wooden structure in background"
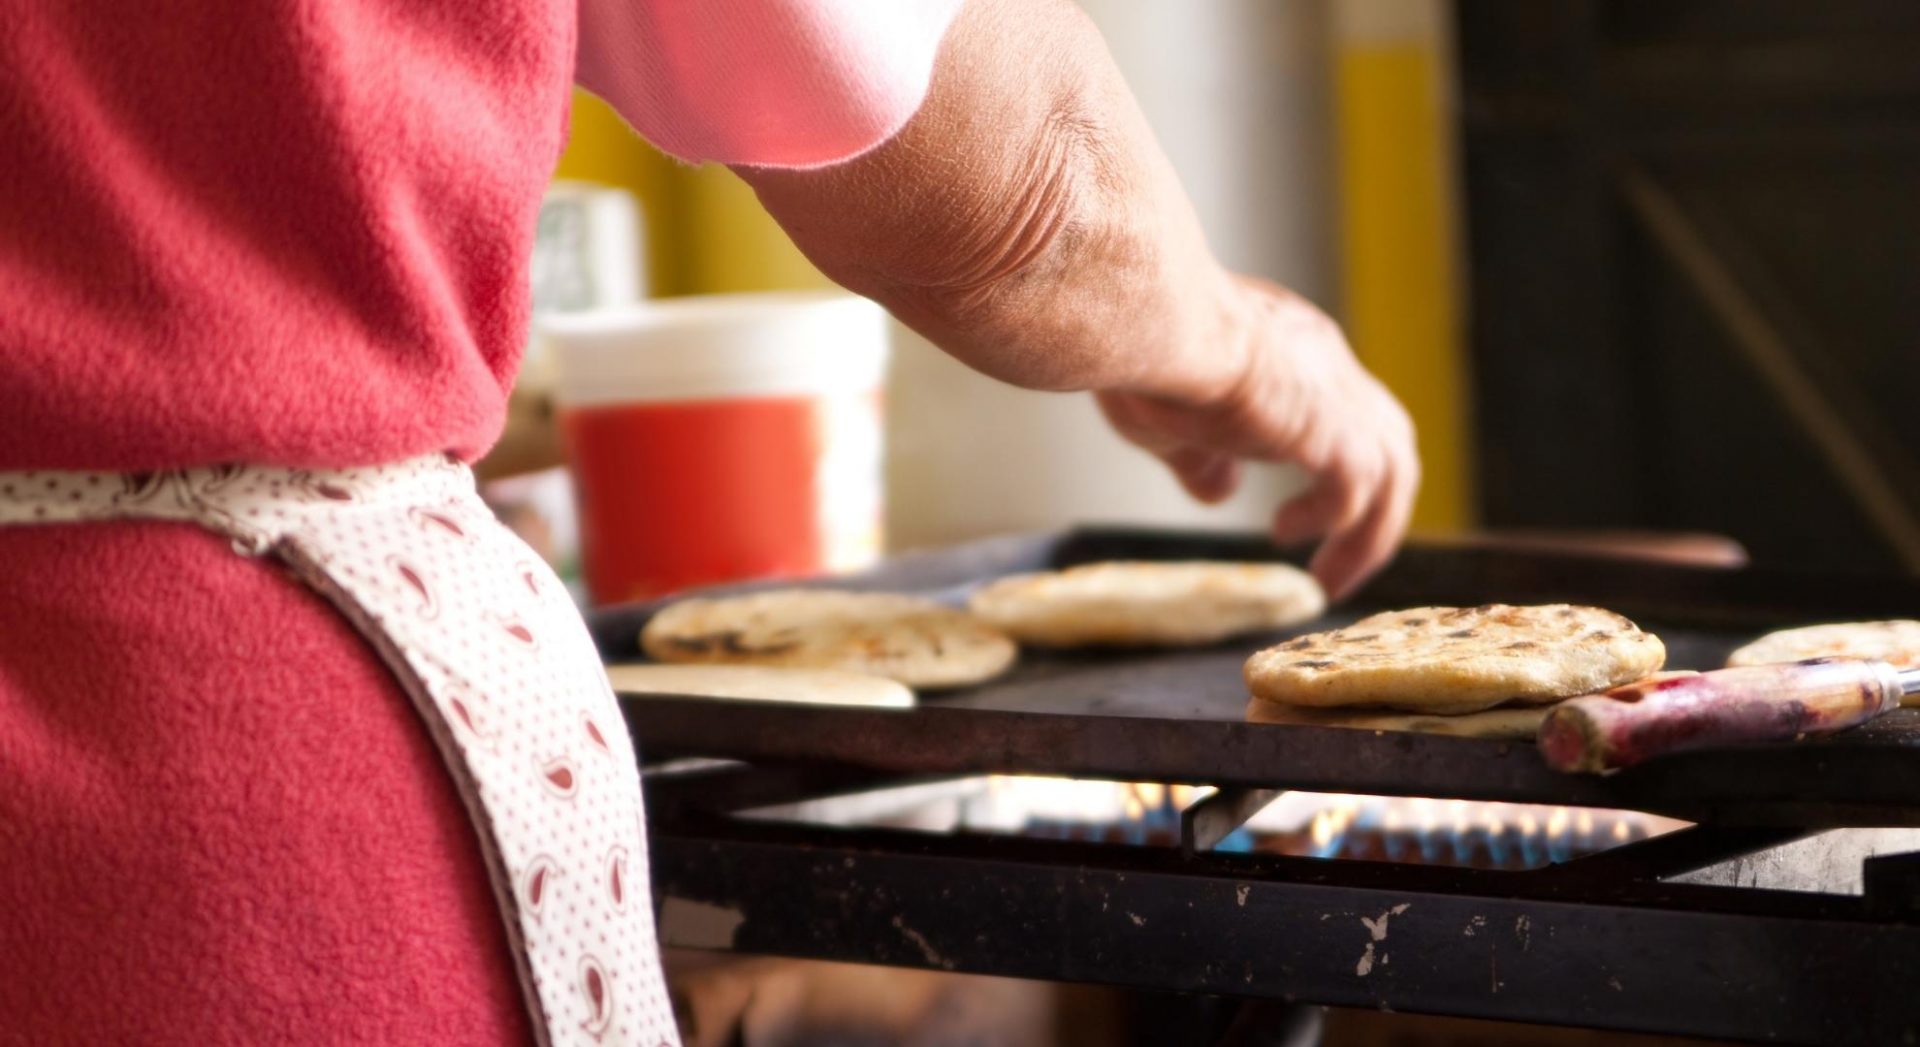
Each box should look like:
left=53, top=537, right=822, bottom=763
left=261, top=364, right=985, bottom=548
left=1456, top=1, right=1920, bottom=573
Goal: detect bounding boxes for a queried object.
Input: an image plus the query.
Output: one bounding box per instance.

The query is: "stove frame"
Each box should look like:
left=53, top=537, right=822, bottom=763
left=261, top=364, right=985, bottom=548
left=599, top=530, right=1920, bottom=1044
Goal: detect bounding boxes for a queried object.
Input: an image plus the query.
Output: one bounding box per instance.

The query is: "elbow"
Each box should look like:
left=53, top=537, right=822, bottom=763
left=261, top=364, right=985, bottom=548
left=743, top=0, right=1144, bottom=392
left=904, top=99, right=1121, bottom=310
left=876, top=94, right=1133, bottom=392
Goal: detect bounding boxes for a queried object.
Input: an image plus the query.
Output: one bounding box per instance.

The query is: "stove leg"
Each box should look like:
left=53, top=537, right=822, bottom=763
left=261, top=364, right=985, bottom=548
left=1865, top=850, right=1920, bottom=918
left=1181, top=787, right=1285, bottom=857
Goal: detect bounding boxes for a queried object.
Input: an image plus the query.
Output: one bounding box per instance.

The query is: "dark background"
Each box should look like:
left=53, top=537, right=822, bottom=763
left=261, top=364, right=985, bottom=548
left=1457, top=0, right=1920, bottom=574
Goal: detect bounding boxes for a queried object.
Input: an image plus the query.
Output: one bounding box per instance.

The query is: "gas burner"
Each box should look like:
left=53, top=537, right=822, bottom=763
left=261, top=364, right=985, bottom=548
left=744, top=776, right=1688, bottom=871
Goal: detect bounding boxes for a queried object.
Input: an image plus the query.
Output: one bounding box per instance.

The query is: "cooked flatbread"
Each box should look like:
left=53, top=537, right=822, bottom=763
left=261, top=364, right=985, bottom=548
left=640, top=590, right=1016, bottom=689
left=605, top=664, right=914, bottom=707
left=968, top=561, right=1325, bottom=648
left=1244, top=670, right=1696, bottom=738
left=1726, top=620, right=1920, bottom=670
left=1244, top=604, right=1666, bottom=714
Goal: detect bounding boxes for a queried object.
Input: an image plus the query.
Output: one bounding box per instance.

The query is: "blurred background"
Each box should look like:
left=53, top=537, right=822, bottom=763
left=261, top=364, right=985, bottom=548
left=491, top=0, right=1920, bottom=599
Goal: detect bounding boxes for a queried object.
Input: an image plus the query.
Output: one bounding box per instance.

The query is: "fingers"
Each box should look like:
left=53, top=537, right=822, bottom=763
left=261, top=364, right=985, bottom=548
left=1093, top=274, right=1421, bottom=587
left=1163, top=447, right=1243, bottom=504
left=1305, top=448, right=1418, bottom=601
left=1101, top=393, right=1248, bottom=506
left=1270, top=421, right=1418, bottom=601
left=1270, top=475, right=1341, bottom=545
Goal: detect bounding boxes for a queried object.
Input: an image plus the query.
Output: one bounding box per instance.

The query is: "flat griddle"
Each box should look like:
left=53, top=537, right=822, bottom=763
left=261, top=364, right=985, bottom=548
left=593, top=528, right=1920, bottom=826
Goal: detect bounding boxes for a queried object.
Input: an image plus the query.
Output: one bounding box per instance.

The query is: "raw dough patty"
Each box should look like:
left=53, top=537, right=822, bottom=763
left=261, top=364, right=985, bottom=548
left=968, top=561, right=1325, bottom=648
left=1726, top=620, right=1920, bottom=670
left=1245, top=671, right=1696, bottom=738
left=1244, top=697, right=1549, bottom=739
left=1244, top=604, right=1666, bottom=714
left=641, top=589, right=1016, bottom=689
left=604, top=663, right=914, bottom=707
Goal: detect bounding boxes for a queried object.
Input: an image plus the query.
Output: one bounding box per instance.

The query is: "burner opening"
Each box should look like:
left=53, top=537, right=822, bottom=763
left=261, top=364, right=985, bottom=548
left=744, top=777, right=1689, bottom=870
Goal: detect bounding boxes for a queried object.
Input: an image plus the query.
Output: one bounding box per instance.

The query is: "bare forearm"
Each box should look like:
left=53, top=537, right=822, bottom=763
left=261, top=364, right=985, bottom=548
left=736, top=0, right=1241, bottom=403
left=737, top=0, right=1418, bottom=596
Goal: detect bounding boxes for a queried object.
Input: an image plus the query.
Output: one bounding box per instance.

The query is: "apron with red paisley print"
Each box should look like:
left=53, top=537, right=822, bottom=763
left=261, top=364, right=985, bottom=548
left=0, top=455, right=679, bottom=1047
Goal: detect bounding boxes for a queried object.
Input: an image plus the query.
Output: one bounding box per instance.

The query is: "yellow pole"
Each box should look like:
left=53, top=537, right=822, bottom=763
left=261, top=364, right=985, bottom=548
left=1334, top=0, right=1475, bottom=531
left=552, top=90, right=828, bottom=297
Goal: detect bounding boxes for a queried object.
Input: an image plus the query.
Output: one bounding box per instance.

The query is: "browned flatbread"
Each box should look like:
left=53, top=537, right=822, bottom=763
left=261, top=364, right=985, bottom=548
left=640, top=590, right=1016, bottom=689
left=1244, top=604, right=1666, bottom=714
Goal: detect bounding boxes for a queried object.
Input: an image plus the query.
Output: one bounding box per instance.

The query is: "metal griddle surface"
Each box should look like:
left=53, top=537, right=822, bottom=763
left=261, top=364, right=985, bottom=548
left=594, top=529, right=1920, bottom=825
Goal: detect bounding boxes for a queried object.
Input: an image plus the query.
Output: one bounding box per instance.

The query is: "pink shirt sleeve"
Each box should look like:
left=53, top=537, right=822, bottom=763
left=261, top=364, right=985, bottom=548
left=575, top=0, right=964, bottom=168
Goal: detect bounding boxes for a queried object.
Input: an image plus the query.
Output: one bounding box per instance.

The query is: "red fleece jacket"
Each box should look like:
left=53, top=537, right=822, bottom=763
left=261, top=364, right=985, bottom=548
left=0, top=0, right=955, bottom=1040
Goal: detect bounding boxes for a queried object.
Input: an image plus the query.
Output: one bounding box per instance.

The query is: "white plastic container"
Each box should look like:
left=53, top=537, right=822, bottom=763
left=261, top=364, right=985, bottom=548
left=539, top=291, right=889, bottom=604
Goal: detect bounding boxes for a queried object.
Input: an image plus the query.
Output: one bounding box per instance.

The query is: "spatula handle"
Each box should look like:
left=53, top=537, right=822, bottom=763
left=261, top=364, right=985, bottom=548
left=1538, top=659, right=1904, bottom=773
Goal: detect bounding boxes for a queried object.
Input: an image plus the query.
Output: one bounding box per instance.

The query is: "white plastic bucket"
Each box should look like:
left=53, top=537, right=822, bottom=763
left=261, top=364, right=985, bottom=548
left=540, top=291, right=889, bottom=604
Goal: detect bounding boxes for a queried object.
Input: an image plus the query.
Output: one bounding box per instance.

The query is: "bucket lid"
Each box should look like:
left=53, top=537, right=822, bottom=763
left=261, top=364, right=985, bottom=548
left=538, top=290, right=890, bottom=407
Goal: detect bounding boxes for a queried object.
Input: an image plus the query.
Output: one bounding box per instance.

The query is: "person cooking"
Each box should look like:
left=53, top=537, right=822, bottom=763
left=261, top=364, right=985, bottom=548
left=0, top=0, right=1416, bottom=1042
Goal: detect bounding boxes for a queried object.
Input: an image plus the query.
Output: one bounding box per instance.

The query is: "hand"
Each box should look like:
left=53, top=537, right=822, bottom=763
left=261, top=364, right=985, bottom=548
left=1096, top=275, right=1420, bottom=600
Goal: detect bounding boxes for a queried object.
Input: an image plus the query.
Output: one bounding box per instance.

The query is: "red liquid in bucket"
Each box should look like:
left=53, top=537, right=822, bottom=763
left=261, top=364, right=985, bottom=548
left=565, top=397, right=828, bottom=603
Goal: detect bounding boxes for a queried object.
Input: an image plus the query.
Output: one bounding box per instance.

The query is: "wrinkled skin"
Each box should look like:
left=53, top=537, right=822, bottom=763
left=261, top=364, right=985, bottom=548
left=741, top=0, right=1419, bottom=599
